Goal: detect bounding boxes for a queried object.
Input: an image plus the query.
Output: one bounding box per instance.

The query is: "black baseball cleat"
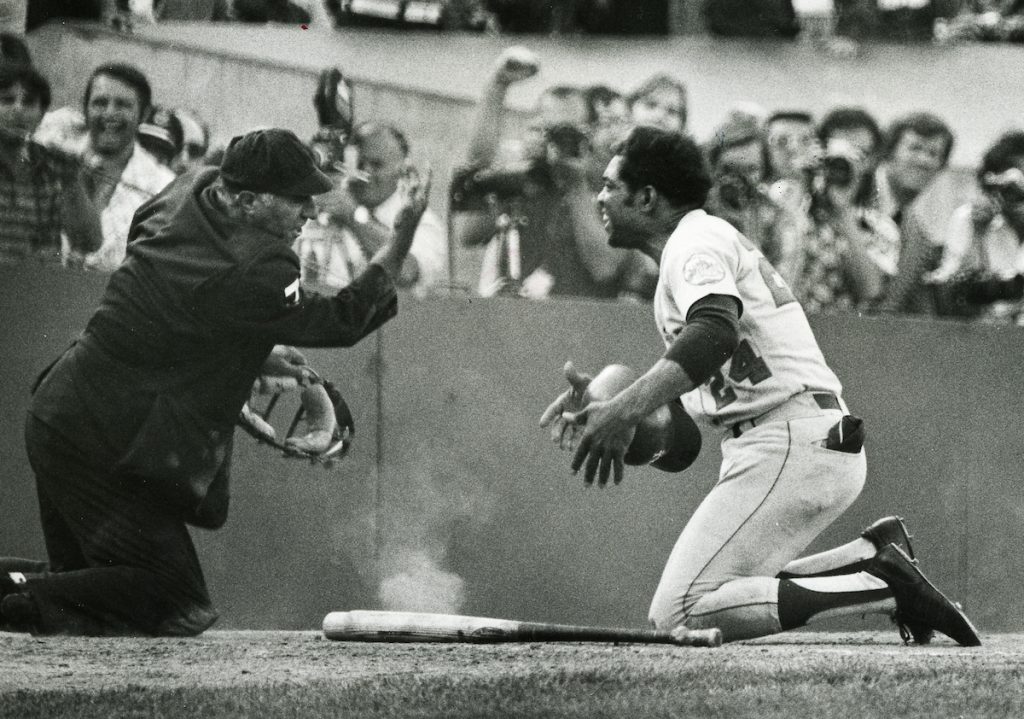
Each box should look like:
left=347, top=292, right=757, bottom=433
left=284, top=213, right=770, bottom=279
left=862, top=516, right=916, bottom=560
left=861, top=517, right=933, bottom=644
left=867, top=543, right=981, bottom=647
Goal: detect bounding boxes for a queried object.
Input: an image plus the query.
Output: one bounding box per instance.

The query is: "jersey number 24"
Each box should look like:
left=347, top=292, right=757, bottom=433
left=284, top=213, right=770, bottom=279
left=709, top=234, right=795, bottom=409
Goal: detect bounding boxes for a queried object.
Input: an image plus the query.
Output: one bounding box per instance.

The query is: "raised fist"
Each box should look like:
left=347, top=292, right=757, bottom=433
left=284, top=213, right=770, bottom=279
left=493, top=46, right=540, bottom=86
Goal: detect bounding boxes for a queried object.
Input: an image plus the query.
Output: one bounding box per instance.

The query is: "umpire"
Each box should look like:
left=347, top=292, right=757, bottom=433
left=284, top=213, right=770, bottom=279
left=0, top=128, right=429, bottom=636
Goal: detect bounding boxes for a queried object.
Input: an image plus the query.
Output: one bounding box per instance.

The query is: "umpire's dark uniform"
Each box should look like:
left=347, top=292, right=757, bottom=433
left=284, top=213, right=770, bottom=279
left=6, top=130, right=397, bottom=635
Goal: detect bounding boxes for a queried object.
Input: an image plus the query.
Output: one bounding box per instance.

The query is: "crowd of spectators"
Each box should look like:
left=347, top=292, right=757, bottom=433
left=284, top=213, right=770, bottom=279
left=1, top=10, right=1022, bottom=326
left=445, top=44, right=1023, bottom=325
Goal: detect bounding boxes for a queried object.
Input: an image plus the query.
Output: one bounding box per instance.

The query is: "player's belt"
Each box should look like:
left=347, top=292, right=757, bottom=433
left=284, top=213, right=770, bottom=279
left=730, top=391, right=844, bottom=438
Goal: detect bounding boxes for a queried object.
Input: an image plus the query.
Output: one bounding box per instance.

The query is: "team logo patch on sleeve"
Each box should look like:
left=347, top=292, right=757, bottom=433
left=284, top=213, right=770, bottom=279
left=682, top=253, right=726, bottom=286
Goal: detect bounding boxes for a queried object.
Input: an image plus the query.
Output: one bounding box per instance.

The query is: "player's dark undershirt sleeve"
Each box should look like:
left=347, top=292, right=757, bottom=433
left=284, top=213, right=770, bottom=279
left=663, top=294, right=741, bottom=386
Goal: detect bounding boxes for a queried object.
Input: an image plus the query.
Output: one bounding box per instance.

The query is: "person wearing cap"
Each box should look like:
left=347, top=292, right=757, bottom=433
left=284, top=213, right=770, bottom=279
left=0, top=127, right=430, bottom=636
left=136, top=105, right=184, bottom=170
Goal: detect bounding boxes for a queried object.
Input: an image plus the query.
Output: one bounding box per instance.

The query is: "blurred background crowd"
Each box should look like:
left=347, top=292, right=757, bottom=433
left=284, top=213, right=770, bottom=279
left=13, top=0, right=1024, bottom=43
left=2, top=0, right=1023, bottom=326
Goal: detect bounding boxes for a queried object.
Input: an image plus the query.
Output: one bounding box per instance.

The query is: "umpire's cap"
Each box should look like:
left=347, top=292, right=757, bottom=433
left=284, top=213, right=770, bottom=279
left=220, top=128, right=333, bottom=196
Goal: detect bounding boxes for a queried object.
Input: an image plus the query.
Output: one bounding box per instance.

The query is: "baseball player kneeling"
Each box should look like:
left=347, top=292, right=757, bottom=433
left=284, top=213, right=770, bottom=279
left=540, top=126, right=980, bottom=647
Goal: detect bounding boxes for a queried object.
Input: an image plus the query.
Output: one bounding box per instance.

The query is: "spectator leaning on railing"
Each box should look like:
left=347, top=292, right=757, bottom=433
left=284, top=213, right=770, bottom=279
left=0, top=61, right=101, bottom=263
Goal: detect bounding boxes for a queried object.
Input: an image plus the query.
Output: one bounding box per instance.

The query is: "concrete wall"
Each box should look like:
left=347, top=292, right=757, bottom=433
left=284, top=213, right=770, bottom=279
left=1, top=264, right=1022, bottom=632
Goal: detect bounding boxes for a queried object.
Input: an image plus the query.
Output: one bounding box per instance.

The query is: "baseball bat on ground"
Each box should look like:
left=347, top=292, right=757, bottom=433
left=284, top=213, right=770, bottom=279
left=322, top=610, right=722, bottom=648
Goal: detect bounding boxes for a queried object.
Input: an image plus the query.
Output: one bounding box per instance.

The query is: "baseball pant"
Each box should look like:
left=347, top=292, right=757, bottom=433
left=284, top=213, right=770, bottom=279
left=9, top=415, right=218, bottom=636
left=648, top=411, right=866, bottom=641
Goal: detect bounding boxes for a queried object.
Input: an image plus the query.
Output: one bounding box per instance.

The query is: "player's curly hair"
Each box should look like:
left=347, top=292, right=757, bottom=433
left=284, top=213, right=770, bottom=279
left=616, top=125, right=711, bottom=209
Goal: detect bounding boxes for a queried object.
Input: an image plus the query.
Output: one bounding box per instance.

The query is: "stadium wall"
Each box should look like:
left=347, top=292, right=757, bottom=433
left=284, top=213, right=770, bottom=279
left=1, top=265, right=1021, bottom=633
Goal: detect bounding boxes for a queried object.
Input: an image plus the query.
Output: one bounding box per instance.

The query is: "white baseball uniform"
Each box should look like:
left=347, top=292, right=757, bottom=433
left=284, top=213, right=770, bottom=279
left=647, top=210, right=870, bottom=641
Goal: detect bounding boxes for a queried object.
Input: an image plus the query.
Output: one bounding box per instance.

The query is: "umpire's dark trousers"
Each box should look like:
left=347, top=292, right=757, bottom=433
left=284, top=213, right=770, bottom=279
left=3, top=416, right=219, bottom=636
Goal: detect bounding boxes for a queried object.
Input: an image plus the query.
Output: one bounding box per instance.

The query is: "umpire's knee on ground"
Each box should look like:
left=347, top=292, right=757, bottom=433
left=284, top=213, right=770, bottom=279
left=16, top=416, right=218, bottom=636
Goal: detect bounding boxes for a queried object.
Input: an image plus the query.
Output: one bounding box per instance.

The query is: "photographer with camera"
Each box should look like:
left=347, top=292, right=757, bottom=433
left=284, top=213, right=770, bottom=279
left=450, top=46, right=651, bottom=301
left=791, top=106, right=900, bottom=313
left=296, top=69, right=446, bottom=298
left=926, top=131, right=1024, bottom=325
left=704, top=113, right=803, bottom=287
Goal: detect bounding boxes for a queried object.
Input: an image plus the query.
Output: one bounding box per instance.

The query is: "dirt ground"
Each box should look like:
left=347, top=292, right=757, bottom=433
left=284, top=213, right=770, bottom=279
left=2, top=629, right=1020, bottom=693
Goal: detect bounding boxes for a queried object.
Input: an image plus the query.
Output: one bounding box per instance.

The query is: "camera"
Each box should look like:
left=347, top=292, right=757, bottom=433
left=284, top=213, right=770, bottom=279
left=542, top=122, right=589, bottom=160
left=982, top=168, right=1024, bottom=207
left=811, top=138, right=862, bottom=191
left=713, top=171, right=760, bottom=213
left=932, top=269, right=1024, bottom=317
left=821, top=154, right=855, bottom=189
left=806, top=139, right=864, bottom=220
left=449, top=123, right=590, bottom=211
left=310, top=67, right=355, bottom=172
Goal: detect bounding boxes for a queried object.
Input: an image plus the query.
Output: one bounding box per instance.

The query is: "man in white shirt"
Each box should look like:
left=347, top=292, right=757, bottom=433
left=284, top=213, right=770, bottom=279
left=296, top=121, right=446, bottom=297
left=78, top=63, right=175, bottom=272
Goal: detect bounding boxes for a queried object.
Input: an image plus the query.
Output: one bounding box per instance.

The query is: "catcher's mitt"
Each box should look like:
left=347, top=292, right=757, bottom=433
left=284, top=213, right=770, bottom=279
left=237, top=370, right=355, bottom=465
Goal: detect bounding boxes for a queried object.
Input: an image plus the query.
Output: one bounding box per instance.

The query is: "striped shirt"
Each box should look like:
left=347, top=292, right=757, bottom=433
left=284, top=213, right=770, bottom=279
left=0, top=142, right=78, bottom=264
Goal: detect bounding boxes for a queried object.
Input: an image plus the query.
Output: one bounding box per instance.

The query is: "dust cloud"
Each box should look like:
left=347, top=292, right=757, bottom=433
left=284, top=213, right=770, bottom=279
left=339, top=448, right=496, bottom=614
